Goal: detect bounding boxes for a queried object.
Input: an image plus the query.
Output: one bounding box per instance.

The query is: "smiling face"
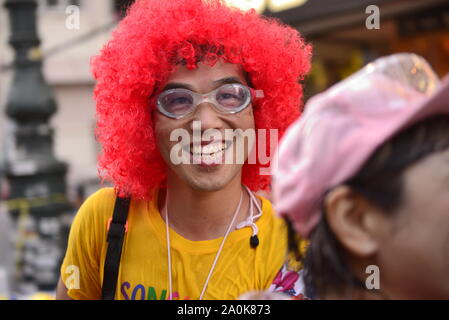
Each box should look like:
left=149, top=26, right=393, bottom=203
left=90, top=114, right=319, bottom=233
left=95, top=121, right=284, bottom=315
left=153, top=60, right=256, bottom=191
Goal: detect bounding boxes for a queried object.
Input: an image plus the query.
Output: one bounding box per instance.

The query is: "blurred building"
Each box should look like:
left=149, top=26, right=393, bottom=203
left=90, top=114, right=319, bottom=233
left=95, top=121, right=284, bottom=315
left=0, top=0, right=131, bottom=295
left=0, top=0, right=126, bottom=203
left=263, top=0, right=449, bottom=99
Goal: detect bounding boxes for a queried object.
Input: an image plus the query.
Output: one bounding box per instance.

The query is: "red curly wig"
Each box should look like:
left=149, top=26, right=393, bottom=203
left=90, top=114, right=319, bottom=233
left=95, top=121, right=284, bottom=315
left=92, top=0, right=311, bottom=200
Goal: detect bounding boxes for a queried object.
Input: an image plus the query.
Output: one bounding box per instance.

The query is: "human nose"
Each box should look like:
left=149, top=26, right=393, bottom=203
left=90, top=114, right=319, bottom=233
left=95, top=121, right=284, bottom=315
left=190, top=100, right=223, bottom=132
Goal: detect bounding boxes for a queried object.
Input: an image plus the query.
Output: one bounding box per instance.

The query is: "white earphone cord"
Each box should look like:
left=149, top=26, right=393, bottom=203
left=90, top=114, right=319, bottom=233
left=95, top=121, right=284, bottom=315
left=164, top=186, right=262, bottom=300
left=236, top=186, right=262, bottom=237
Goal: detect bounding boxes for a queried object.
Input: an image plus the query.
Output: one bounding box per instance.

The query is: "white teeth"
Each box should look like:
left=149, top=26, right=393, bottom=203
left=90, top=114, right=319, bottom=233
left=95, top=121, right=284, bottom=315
left=202, top=142, right=223, bottom=154
left=198, top=150, right=224, bottom=165
left=191, top=142, right=226, bottom=155
left=192, top=144, right=203, bottom=155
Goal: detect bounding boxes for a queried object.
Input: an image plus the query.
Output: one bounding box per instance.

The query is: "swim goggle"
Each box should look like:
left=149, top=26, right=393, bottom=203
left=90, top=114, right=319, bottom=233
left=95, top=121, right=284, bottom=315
left=156, top=83, right=263, bottom=119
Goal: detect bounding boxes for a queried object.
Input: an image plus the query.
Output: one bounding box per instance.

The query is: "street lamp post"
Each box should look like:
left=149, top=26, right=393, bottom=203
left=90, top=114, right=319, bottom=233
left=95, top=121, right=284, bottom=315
left=3, top=0, right=71, bottom=293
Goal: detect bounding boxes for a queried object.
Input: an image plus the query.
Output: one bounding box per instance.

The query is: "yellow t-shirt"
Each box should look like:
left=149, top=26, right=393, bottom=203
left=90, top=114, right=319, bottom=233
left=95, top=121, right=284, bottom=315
left=60, top=187, right=288, bottom=300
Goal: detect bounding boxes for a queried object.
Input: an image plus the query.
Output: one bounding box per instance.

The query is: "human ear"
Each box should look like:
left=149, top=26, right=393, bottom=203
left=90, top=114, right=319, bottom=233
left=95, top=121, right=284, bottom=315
left=324, top=186, right=383, bottom=257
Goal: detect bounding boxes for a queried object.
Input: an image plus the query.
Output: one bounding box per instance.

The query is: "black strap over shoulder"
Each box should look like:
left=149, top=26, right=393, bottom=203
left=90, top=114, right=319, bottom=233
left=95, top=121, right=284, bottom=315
left=101, top=196, right=131, bottom=300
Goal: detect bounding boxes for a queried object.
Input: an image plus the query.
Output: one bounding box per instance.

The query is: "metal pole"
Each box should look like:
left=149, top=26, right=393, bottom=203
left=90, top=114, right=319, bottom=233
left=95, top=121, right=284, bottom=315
left=3, top=0, right=72, bottom=293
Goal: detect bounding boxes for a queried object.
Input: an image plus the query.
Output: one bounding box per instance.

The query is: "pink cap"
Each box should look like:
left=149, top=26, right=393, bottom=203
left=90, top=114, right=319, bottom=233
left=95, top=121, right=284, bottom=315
left=273, top=53, right=449, bottom=238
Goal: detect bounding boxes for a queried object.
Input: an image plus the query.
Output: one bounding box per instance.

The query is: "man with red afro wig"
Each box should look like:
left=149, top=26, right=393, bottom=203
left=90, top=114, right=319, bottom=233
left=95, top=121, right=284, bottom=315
left=57, top=0, right=311, bottom=300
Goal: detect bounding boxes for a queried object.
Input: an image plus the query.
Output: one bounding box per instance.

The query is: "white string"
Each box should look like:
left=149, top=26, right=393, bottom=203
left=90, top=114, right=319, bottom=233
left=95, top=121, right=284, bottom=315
left=236, top=186, right=263, bottom=236
left=198, top=191, right=243, bottom=300
left=246, top=186, right=263, bottom=218
left=165, top=189, right=243, bottom=300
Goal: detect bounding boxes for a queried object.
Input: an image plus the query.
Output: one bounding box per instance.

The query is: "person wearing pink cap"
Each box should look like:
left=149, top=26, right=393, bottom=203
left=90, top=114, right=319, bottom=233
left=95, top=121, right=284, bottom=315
left=273, top=53, right=449, bottom=299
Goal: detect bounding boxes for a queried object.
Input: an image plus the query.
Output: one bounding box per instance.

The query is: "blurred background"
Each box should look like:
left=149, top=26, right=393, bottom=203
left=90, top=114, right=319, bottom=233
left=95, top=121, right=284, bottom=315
left=0, top=0, right=448, bottom=300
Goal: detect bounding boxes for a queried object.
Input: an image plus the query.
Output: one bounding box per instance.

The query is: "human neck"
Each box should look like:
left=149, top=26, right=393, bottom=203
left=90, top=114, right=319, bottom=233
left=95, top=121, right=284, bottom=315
left=158, top=173, right=251, bottom=241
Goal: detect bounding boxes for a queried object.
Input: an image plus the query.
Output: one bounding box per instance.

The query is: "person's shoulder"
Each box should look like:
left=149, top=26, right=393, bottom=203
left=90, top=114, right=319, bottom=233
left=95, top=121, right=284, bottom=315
left=87, top=187, right=117, bottom=202
left=75, top=187, right=117, bottom=226
left=82, top=186, right=116, bottom=208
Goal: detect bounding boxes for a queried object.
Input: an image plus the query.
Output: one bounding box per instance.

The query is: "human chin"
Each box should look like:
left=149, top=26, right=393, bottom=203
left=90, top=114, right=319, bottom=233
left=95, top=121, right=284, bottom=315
left=180, top=163, right=240, bottom=191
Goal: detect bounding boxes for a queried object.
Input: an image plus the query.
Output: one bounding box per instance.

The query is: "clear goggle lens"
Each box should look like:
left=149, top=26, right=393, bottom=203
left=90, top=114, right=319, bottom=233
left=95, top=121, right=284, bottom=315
left=157, top=83, right=252, bottom=119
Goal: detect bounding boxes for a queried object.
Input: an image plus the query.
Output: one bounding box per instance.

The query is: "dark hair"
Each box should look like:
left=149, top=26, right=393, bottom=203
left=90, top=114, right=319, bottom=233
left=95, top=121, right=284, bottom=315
left=287, top=115, right=449, bottom=299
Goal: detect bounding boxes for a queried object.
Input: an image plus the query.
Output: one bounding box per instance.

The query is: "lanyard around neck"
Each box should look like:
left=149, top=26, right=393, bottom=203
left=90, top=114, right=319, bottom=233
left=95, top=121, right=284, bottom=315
left=164, top=186, right=261, bottom=300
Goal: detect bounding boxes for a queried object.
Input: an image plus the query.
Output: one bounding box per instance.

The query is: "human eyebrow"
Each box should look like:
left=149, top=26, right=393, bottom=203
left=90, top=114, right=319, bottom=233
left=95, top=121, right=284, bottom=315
left=162, top=82, right=195, bottom=91
left=213, top=77, right=244, bottom=86
left=161, top=77, right=245, bottom=93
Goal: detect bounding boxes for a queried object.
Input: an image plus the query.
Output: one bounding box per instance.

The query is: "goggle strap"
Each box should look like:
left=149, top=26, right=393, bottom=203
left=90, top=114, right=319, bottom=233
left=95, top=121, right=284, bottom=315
left=251, top=89, right=264, bottom=100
